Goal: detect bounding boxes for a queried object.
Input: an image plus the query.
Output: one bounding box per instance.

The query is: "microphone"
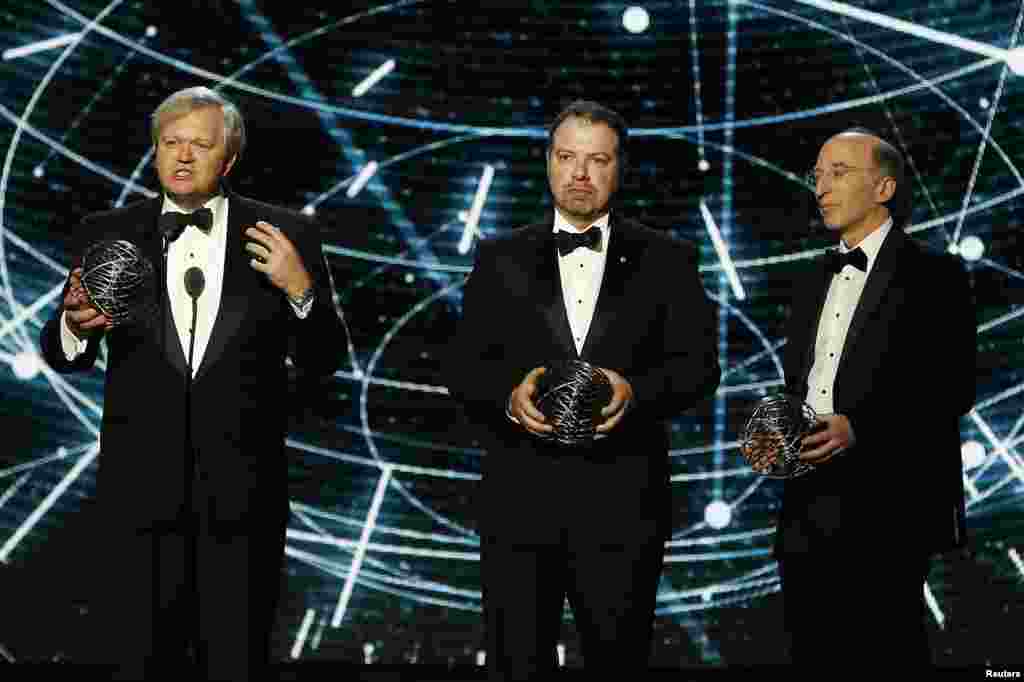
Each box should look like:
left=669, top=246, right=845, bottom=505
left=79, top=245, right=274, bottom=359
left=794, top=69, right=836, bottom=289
left=184, top=266, right=205, bottom=300
left=183, top=266, right=205, bottom=378
left=180, top=265, right=205, bottom=663
left=159, top=212, right=187, bottom=244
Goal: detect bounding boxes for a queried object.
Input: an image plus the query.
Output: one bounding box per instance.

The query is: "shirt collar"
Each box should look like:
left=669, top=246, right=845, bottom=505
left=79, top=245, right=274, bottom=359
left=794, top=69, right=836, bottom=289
left=841, top=216, right=892, bottom=274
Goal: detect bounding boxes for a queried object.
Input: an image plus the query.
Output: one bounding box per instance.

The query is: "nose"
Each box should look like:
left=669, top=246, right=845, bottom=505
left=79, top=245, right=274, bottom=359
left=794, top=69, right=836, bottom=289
left=177, top=142, right=194, bottom=162
left=815, top=177, right=831, bottom=200
left=572, top=158, right=589, bottom=180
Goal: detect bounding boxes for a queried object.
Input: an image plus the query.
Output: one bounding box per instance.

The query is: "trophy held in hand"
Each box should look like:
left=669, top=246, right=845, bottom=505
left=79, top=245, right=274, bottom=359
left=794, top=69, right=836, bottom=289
left=534, top=359, right=614, bottom=447
left=80, top=239, right=158, bottom=328
left=740, top=393, right=819, bottom=479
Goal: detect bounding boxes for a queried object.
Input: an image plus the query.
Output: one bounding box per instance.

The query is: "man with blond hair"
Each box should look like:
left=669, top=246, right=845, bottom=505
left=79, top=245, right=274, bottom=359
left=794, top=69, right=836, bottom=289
left=40, top=86, right=344, bottom=679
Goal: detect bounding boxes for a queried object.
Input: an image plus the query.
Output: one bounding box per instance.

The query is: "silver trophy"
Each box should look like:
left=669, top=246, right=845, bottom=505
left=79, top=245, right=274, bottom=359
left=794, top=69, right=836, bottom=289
left=80, top=239, right=157, bottom=327
left=740, top=393, right=819, bottom=478
left=534, top=359, right=614, bottom=446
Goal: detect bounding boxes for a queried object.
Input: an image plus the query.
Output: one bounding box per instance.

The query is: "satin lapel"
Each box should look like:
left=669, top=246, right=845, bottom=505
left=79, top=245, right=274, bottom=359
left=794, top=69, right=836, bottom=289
left=835, top=228, right=904, bottom=381
left=794, top=257, right=834, bottom=390
left=132, top=198, right=189, bottom=376
left=530, top=223, right=577, bottom=357
left=580, top=216, right=643, bottom=360
left=194, top=194, right=249, bottom=382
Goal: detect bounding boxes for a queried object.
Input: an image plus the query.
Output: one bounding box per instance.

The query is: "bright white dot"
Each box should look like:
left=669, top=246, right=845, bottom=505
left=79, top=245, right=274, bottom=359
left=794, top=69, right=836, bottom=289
left=959, top=235, right=984, bottom=262
left=57, top=446, right=69, bottom=459
left=701, top=589, right=713, bottom=603
left=362, top=642, right=375, bottom=663
left=622, top=6, right=650, bottom=34
left=979, top=97, right=991, bottom=110
left=947, top=243, right=960, bottom=256
left=12, top=351, right=39, bottom=380
left=404, top=273, right=414, bottom=284
left=301, top=205, right=315, bottom=216
left=457, top=210, right=469, bottom=222
left=1006, top=47, right=1024, bottom=76
left=476, top=650, right=486, bottom=666
left=961, top=440, right=986, bottom=469
left=556, top=643, right=566, bottom=667
left=33, top=165, right=44, bottom=178
left=704, top=500, right=731, bottom=529
left=145, top=26, right=158, bottom=38
left=698, top=159, right=710, bottom=172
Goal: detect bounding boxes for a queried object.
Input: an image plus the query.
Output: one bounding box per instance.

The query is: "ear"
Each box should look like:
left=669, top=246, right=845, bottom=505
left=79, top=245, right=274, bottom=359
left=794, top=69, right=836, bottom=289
left=876, top=176, right=896, bottom=204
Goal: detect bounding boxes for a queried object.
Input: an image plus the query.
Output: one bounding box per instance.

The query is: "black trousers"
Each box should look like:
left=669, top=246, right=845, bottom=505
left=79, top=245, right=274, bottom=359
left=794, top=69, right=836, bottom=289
left=89, top=518, right=284, bottom=681
left=480, top=455, right=668, bottom=681
left=776, top=485, right=932, bottom=669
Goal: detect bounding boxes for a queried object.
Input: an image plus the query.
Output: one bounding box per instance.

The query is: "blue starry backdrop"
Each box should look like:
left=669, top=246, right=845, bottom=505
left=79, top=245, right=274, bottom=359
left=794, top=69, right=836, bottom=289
left=1, top=0, right=1022, bottom=666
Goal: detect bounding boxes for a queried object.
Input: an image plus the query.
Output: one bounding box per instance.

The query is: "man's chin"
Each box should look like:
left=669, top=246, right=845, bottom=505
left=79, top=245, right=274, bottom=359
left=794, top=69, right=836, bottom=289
left=163, top=186, right=219, bottom=210
left=556, top=201, right=608, bottom=224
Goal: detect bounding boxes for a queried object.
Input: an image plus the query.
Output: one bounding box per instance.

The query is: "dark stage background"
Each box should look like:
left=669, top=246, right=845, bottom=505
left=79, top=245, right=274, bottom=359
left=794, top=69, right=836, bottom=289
left=1, top=0, right=1023, bottom=671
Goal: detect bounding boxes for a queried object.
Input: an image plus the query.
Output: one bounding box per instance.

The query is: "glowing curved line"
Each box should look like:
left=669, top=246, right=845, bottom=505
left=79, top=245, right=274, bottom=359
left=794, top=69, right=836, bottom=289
left=0, top=0, right=128, bottom=358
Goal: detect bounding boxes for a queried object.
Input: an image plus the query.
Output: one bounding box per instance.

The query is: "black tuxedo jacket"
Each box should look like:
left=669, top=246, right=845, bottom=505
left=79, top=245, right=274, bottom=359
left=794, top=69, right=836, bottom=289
left=778, top=227, right=976, bottom=557
left=446, top=215, right=720, bottom=546
left=40, top=192, right=345, bottom=532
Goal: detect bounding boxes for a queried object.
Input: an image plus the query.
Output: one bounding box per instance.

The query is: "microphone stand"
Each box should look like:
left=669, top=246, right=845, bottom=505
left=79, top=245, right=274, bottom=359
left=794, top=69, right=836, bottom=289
left=157, top=220, right=182, bottom=666
left=183, top=266, right=205, bottom=668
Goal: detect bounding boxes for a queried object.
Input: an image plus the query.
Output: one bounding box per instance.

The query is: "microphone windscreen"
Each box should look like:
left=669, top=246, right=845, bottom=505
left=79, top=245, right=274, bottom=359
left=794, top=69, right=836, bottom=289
left=184, top=266, right=205, bottom=299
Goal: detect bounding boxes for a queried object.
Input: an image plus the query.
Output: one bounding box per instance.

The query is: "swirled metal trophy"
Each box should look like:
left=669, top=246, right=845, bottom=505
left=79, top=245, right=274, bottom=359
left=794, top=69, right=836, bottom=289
left=534, top=359, right=614, bottom=446
left=740, top=393, right=819, bottom=478
left=80, top=239, right=157, bottom=327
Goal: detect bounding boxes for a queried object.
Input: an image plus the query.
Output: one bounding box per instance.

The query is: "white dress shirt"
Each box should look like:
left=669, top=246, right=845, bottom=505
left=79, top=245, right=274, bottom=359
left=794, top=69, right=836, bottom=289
left=505, top=209, right=611, bottom=423
left=163, top=194, right=228, bottom=376
left=554, top=209, right=611, bottom=355
left=61, top=194, right=312, bottom=375
left=805, top=218, right=893, bottom=415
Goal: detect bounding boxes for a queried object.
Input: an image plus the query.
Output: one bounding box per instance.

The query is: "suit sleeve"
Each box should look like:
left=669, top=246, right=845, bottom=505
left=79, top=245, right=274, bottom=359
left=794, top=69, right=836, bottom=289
left=626, top=239, right=721, bottom=421
left=285, top=215, right=346, bottom=378
left=444, top=239, right=532, bottom=424
left=39, top=218, right=106, bottom=374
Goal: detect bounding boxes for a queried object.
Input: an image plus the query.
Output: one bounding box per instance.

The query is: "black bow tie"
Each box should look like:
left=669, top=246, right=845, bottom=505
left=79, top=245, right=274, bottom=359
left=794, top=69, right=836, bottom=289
left=555, top=227, right=602, bottom=256
left=159, top=207, right=213, bottom=242
left=825, top=247, right=868, bottom=274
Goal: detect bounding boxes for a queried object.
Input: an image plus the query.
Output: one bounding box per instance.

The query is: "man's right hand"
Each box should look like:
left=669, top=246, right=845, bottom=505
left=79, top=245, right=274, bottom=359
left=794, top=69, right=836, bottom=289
left=509, top=366, right=554, bottom=436
left=63, top=267, right=109, bottom=339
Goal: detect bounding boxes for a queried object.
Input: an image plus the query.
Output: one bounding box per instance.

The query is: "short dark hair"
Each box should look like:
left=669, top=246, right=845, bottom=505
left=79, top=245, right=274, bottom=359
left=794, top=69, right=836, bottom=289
left=546, top=100, right=629, bottom=182
left=841, top=126, right=910, bottom=229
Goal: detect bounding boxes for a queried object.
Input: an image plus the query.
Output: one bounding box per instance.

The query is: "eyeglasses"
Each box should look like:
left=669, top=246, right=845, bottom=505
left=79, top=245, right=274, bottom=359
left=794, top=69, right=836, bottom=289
left=805, top=166, right=872, bottom=186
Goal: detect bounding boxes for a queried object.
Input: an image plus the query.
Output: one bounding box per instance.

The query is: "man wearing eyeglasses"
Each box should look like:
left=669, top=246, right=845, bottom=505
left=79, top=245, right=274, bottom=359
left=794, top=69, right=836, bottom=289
left=775, top=128, right=976, bottom=667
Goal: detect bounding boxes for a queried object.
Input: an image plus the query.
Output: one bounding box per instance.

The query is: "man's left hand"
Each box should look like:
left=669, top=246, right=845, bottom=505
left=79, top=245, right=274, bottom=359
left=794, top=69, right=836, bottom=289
left=245, top=221, right=313, bottom=299
left=799, top=413, right=855, bottom=464
left=596, top=368, right=634, bottom=434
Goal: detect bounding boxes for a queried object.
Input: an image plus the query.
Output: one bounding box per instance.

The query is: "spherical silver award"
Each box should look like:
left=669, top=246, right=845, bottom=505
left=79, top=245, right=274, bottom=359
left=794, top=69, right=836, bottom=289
left=740, top=393, right=819, bottom=479
left=80, top=239, right=157, bottom=327
left=534, top=359, right=614, bottom=446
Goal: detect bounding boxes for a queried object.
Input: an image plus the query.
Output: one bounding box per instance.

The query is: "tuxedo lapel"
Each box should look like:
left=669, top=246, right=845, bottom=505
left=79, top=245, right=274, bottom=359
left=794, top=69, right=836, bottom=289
left=194, top=193, right=250, bottom=382
left=835, top=228, right=904, bottom=382
left=580, top=216, right=644, bottom=360
left=125, top=198, right=189, bottom=376
left=793, top=258, right=833, bottom=390
left=528, top=223, right=577, bottom=357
